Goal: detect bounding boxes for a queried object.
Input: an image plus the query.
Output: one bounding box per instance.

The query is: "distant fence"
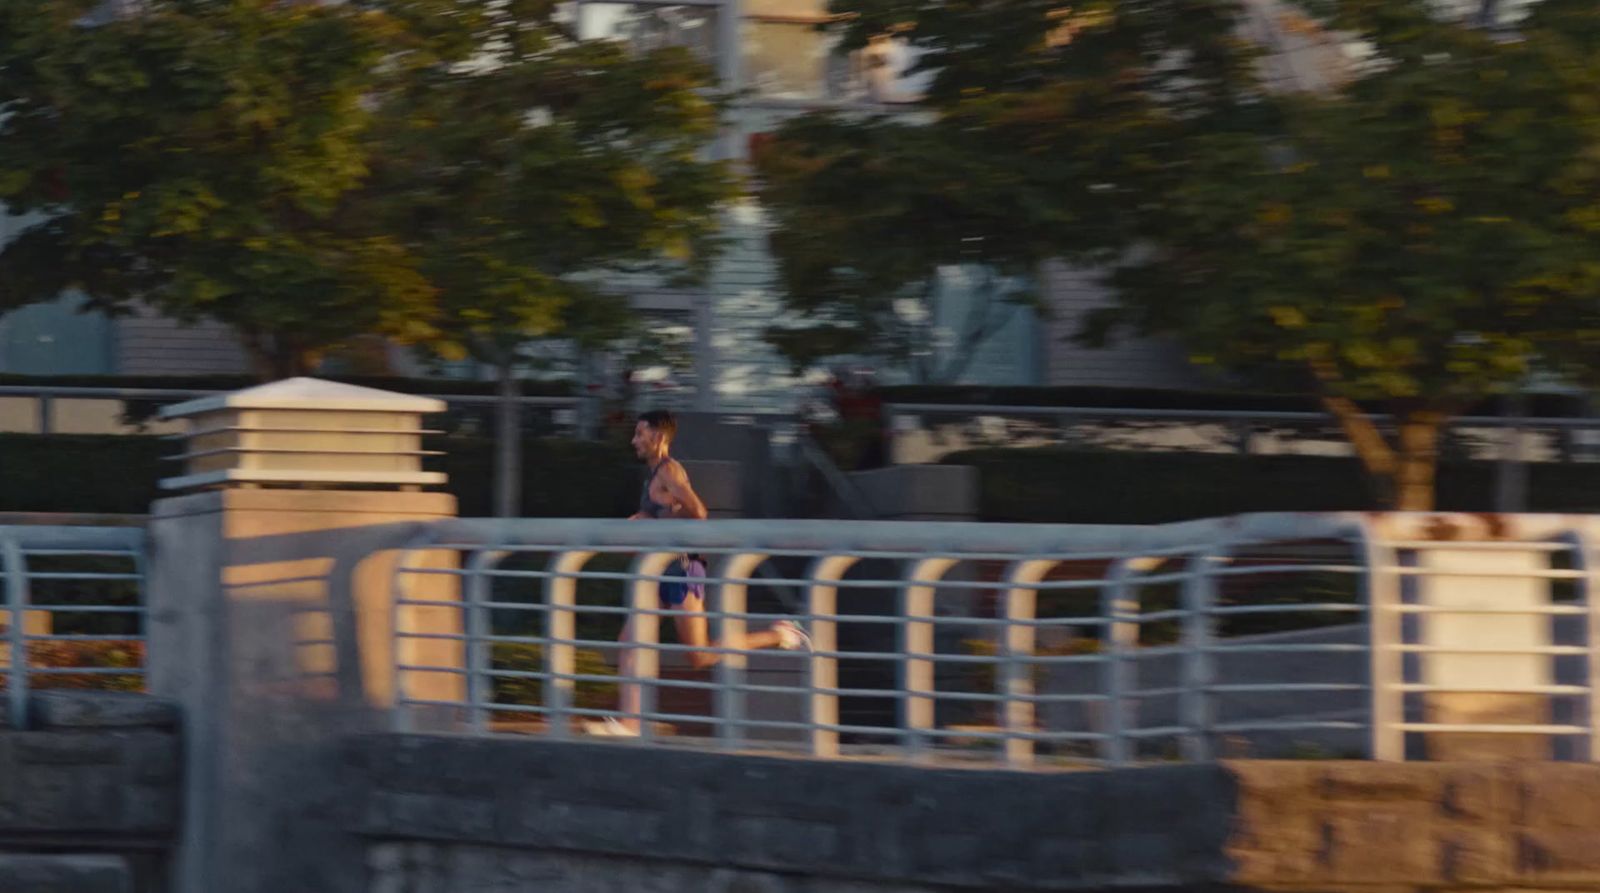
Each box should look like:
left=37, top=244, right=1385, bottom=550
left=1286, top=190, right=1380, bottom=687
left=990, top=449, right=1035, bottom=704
left=0, top=384, right=580, bottom=437
left=883, top=401, right=1600, bottom=465
left=0, top=524, right=147, bottom=726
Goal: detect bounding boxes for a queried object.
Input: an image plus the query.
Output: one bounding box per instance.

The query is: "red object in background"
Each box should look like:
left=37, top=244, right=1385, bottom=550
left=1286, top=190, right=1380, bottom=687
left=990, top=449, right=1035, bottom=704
left=747, top=131, right=776, bottom=161
left=45, top=168, right=70, bottom=201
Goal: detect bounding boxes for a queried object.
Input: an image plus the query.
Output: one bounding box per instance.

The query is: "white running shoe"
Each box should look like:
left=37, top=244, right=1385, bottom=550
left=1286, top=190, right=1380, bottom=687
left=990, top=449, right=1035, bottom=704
left=583, top=717, right=640, bottom=737
left=773, top=620, right=813, bottom=652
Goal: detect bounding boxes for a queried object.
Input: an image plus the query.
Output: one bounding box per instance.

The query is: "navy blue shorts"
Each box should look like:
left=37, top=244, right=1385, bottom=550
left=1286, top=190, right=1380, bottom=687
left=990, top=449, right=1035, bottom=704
left=660, top=556, right=706, bottom=608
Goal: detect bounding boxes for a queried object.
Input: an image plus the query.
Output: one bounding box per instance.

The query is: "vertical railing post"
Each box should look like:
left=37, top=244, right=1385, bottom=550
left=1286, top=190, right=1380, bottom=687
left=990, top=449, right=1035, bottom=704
left=902, top=557, right=954, bottom=761
left=807, top=555, right=858, bottom=759
left=1574, top=529, right=1600, bottom=762
left=1229, top=417, right=1250, bottom=455
left=628, top=552, right=678, bottom=742
left=1100, top=558, right=1141, bottom=766
left=714, top=552, right=766, bottom=750
left=2, top=536, right=27, bottom=728
left=1360, top=525, right=1406, bottom=761
left=390, top=548, right=413, bottom=733
left=1180, top=548, right=1221, bottom=762
left=1002, top=560, right=1055, bottom=768
left=543, top=550, right=592, bottom=739
left=462, top=550, right=495, bottom=732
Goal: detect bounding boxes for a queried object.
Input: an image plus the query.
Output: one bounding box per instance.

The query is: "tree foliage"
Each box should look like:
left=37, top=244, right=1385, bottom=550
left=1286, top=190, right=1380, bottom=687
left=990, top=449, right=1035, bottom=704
left=0, top=0, right=432, bottom=375
left=756, top=115, right=1051, bottom=382
left=1089, top=0, right=1600, bottom=507
left=371, top=2, right=735, bottom=368
left=768, top=0, right=1600, bottom=508
left=0, top=0, right=735, bottom=377
left=755, top=0, right=1260, bottom=383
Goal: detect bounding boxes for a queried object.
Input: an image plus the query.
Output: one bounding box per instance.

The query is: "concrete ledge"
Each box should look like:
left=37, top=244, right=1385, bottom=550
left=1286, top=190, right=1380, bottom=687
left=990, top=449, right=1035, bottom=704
left=0, top=854, right=131, bottom=893
left=351, top=735, right=1600, bottom=891
left=31, top=692, right=180, bottom=730
left=0, top=730, right=180, bottom=838
left=351, top=734, right=1234, bottom=889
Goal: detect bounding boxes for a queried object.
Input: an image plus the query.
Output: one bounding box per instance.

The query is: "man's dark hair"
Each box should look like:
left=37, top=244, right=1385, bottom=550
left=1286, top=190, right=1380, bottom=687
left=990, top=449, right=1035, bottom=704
left=637, top=409, right=677, bottom=442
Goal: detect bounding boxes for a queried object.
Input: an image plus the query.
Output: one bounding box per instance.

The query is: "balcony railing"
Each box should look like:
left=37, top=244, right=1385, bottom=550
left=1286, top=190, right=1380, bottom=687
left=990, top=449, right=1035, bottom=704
left=389, top=513, right=1600, bottom=767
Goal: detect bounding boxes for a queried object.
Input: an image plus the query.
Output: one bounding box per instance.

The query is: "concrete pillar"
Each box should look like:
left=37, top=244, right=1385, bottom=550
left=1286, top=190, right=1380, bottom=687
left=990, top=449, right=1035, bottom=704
left=1419, top=546, right=1551, bottom=760
left=145, top=379, right=462, bottom=893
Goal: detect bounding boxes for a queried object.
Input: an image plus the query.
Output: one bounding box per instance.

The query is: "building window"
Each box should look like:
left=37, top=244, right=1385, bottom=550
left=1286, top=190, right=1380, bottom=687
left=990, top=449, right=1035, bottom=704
left=575, top=2, right=720, bottom=61
left=742, top=0, right=925, bottom=103
left=0, top=294, right=116, bottom=375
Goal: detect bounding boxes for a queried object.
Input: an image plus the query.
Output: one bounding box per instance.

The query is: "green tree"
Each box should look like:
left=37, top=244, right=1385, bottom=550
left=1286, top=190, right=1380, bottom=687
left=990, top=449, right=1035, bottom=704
left=0, top=0, right=734, bottom=398
left=755, top=116, right=1048, bottom=383
left=0, top=0, right=438, bottom=376
left=369, top=4, right=736, bottom=513
left=1084, top=0, right=1600, bottom=509
left=776, top=0, right=1600, bottom=509
left=755, top=0, right=1257, bottom=383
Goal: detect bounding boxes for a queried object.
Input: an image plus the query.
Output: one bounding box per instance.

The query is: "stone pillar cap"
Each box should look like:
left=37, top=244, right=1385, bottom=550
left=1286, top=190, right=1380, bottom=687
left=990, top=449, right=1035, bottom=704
left=159, top=377, right=449, bottom=492
left=159, top=377, right=446, bottom=418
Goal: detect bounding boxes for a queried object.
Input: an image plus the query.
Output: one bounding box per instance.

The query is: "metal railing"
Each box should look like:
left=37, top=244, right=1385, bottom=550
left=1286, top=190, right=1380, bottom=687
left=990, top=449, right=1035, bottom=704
left=0, top=384, right=580, bottom=436
left=0, top=525, right=148, bottom=727
left=883, top=401, right=1600, bottom=464
left=389, top=512, right=1600, bottom=767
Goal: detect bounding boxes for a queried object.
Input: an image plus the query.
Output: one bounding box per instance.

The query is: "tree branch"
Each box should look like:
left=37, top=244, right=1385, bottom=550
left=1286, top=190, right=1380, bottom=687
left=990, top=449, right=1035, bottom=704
left=1308, top=356, right=1397, bottom=478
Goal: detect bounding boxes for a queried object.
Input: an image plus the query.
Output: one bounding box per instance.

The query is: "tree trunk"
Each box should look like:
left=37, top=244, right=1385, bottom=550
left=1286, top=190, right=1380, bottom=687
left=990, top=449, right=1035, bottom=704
left=1319, top=394, right=1447, bottom=510
left=1319, top=393, right=1397, bottom=499
left=1394, top=409, right=1444, bottom=512
left=494, top=360, right=522, bottom=518
left=240, top=332, right=319, bottom=381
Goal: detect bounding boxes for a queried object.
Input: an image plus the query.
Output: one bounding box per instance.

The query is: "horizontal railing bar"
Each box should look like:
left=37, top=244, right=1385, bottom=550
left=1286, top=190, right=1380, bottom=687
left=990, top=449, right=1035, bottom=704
left=1204, top=644, right=1370, bottom=654
left=18, top=549, right=142, bottom=557
left=1392, top=645, right=1590, bottom=655
left=404, top=540, right=1275, bottom=563
left=23, top=572, right=144, bottom=581
left=1208, top=683, right=1368, bottom=693
left=0, top=384, right=577, bottom=406
left=1382, top=567, right=1586, bottom=580
left=1391, top=723, right=1589, bottom=734
left=1210, top=564, right=1364, bottom=577
left=400, top=567, right=1121, bottom=593
left=1209, top=604, right=1364, bottom=615
left=885, top=401, right=1600, bottom=429
left=23, top=633, right=144, bottom=642
left=17, top=605, right=143, bottom=614
left=1120, top=726, right=1193, bottom=739
left=1391, top=684, right=1591, bottom=694
left=1390, top=605, right=1589, bottom=616
left=1211, top=720, right=1366, bottom=732
left=1381, top=540, right=1577, bottom=551
left=26, top=667, right=146, bottom=675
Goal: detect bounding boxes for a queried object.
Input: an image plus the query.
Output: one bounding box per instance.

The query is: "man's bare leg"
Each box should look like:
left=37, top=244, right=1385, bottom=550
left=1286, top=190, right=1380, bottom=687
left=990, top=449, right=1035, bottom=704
left=600, top=597, right=807, bottom=735
left=671, top=595, right=789, bottom=671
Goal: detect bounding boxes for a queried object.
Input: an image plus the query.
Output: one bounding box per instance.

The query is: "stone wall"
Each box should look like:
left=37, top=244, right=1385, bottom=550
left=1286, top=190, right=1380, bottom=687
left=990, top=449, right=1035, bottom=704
left=0, top=692, right=182, bottom=893
left=352, top=733, right=1600, bottom=893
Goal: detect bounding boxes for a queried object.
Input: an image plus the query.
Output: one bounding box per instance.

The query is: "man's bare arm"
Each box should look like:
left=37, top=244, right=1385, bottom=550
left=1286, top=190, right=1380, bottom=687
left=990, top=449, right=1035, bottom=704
left=661, top=462, right=708, bottom=520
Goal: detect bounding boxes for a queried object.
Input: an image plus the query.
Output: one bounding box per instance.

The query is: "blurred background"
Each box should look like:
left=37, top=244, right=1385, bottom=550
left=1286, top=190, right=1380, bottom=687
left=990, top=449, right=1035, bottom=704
left=3, top=0, right=1599, bottom=523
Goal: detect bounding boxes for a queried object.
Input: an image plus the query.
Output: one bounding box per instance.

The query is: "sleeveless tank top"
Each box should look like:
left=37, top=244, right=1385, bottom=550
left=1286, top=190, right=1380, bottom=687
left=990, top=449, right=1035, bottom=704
left=638, top=460, right=672, bottom=518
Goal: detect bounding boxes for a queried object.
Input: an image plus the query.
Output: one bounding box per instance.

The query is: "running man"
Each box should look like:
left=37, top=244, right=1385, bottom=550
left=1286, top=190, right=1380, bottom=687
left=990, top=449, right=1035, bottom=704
left=589, top=410, right=809, bottom=736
